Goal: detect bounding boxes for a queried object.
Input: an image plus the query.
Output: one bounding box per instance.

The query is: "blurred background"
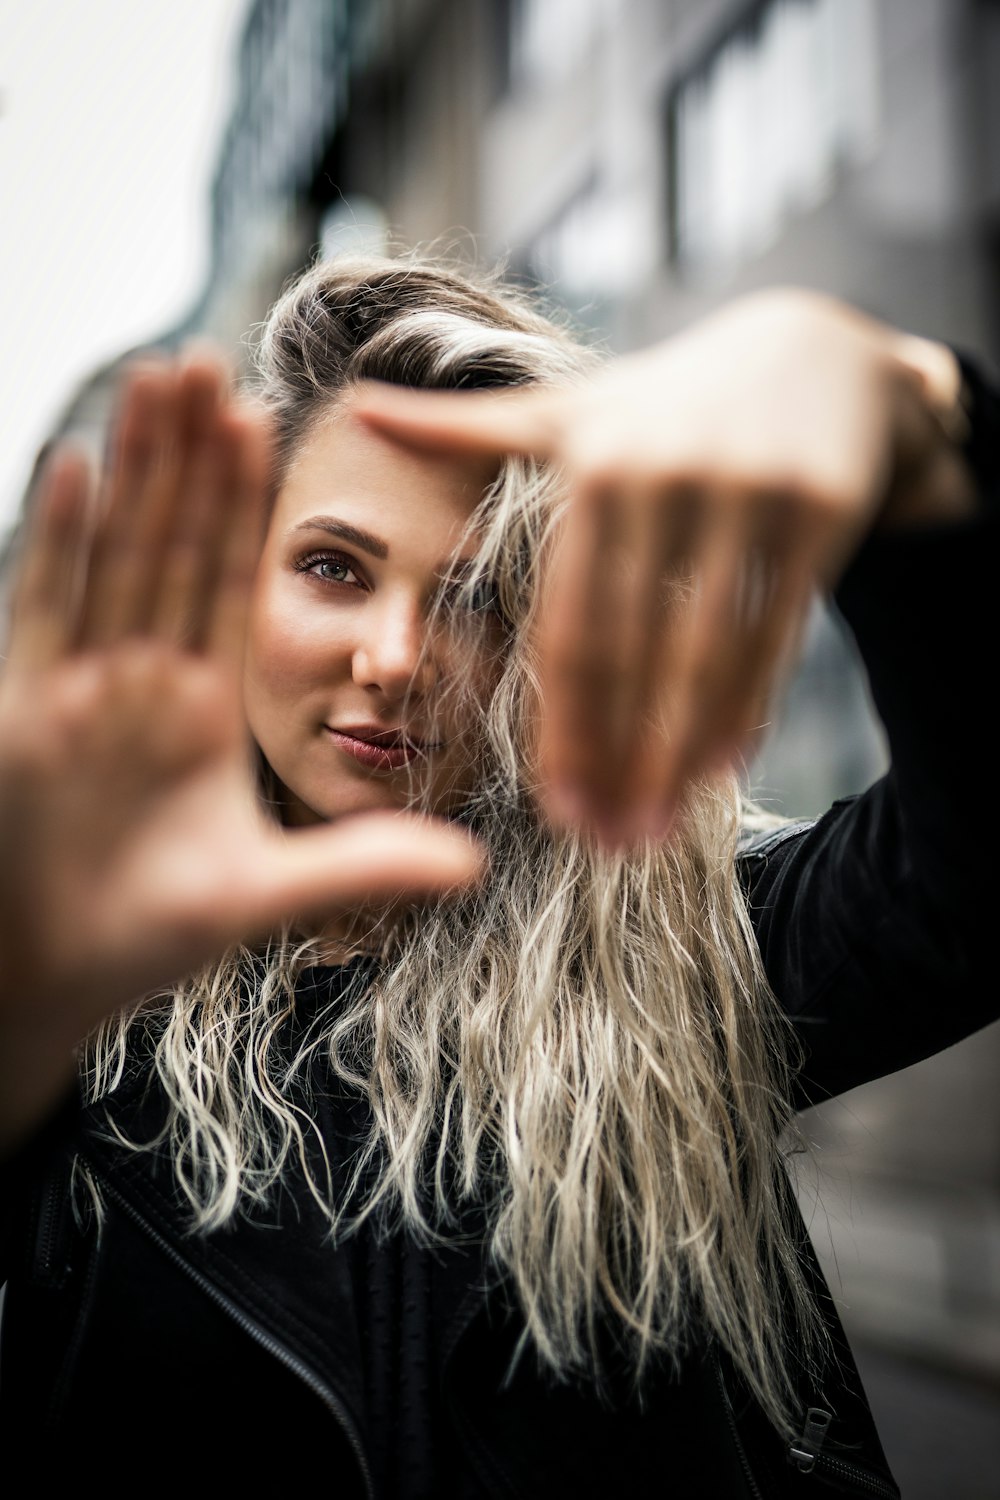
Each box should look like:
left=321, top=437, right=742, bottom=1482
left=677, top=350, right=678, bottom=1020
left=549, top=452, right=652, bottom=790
left=2, top=1, right=998, bottom=1492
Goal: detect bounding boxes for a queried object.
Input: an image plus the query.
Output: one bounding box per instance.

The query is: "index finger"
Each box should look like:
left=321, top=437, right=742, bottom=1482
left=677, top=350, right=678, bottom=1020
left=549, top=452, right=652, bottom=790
left=349, top=381, right=563, bottom=459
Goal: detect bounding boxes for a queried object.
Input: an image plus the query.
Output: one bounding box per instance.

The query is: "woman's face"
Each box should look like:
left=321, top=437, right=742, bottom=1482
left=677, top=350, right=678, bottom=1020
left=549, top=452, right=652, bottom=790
left=244, top=409, right=501, bottom=826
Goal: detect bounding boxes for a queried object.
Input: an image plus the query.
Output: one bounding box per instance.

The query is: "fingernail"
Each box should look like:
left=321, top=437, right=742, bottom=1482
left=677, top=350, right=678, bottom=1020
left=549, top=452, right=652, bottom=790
left=543, top=781, right=585, bottom=827
left=594, top=815, right=630, bottom=852
left=705, top=742, right=741, bottom=776
left=643, top=802, right=677, bottom=842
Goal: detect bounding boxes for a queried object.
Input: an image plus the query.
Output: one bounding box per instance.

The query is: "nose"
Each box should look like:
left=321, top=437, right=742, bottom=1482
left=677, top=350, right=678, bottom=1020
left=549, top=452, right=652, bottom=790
left=352, top=592, right=437, bottom=702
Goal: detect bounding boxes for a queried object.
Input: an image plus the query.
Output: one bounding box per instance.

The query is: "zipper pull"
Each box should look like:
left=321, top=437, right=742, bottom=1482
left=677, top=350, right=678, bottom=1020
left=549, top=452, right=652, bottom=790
left=789, top=1406, right=834, bottom=1473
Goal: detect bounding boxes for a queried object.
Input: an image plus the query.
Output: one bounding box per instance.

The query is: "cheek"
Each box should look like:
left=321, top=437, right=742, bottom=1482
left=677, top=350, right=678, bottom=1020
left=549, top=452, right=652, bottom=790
left=248, top=607, right=308, bottom=693
left=243, top=583, right=350, bottom=722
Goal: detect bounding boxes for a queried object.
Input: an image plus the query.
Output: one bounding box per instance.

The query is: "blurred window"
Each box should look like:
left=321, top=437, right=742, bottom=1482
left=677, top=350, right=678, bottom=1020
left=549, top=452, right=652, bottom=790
left=669, top=0, right=880, bottom=274
left=506, top=0, right=623, bottom=89
left=525, top=175, right=653, bottom=302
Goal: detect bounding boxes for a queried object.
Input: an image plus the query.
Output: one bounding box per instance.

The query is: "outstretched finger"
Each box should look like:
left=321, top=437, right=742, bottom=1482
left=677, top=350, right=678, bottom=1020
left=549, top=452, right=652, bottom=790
left=81, top=356, right=228, bottom=647
left=535, top=478, right=687, bottom=843
left=7, top=448, right=92, bottom=671
left=534, top=479, right=625, bottom=831
left=239, top=812, right=483, bottom=935
left=704, top=507, right=825, bottom=769
left=350, top=381, right=563, bottom=459
left=147, top=359, right=236, bottom=647
left=645, top=494, right=754, bottom=818
left=658, top=497, right=828, bottom=805
left=605, top=485, right=701, bottom=840
left=78, top=361, right=175, bottom=645
left=204, top=407, right=272, bottom=667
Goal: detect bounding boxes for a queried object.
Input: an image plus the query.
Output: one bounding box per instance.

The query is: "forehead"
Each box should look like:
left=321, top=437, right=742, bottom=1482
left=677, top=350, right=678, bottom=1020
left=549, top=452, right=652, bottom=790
left=271, top=410, right=496, bottom=559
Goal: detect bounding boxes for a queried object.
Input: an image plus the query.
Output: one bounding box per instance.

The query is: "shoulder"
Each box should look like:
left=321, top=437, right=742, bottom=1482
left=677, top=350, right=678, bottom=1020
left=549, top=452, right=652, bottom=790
left=737, top=817, right=817, bottom=863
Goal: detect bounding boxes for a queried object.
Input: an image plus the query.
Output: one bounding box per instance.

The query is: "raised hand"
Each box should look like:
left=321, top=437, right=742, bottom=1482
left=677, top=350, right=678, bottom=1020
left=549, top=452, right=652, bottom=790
left=0, top=356, right=480, bottom=1148
left=352, top=290, right=975, bottom=845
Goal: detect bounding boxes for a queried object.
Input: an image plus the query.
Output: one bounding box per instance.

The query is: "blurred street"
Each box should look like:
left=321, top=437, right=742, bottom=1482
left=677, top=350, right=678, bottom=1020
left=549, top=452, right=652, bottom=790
left=853, top=1342, right=1000, bottom=1500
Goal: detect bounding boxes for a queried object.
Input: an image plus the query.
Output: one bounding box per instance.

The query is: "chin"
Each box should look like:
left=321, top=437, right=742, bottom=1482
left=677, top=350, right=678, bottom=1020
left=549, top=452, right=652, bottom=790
left=293, top=788, right=408, bottom=825
left=273, top=761, right=471, bottom=826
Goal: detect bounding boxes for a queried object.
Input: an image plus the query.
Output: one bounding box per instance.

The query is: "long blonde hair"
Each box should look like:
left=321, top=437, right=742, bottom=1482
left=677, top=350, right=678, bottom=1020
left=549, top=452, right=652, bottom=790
left=84, top=253, right=821, bottom=1432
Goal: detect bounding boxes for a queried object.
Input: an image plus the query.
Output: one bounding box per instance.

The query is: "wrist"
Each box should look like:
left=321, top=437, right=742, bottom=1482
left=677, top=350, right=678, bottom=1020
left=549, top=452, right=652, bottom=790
left=878, top=334, right=979, bottom=530
left=890, top=334, right=970, bottom=444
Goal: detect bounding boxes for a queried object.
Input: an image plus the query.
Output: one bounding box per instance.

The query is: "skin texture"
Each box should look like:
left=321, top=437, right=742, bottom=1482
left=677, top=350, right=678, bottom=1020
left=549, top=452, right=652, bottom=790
left=244, top=412, right=501, bottom=826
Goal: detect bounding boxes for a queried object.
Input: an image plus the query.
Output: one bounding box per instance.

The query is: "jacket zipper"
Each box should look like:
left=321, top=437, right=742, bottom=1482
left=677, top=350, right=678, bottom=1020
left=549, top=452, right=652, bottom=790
left=713, top=1353, right=766, bottom=1500
left=789, top=1401, right=900, bottom=1497
left=94, top=1172, right=374, bottom=1500
left=716, top=1358, right=900, bottom=1500
left=32, top=1159, right=71, bottom=1287
left=812, top=1452, right=900, bottom=1499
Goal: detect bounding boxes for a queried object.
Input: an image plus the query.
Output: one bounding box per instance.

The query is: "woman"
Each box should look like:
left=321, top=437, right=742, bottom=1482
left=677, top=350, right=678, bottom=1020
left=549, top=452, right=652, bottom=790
left=0, top=255, right=995, bottom=1496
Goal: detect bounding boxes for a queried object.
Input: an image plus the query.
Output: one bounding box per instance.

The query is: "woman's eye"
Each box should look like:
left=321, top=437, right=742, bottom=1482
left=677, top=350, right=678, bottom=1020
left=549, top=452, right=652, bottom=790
left=296, top=552, right=360, bottom=586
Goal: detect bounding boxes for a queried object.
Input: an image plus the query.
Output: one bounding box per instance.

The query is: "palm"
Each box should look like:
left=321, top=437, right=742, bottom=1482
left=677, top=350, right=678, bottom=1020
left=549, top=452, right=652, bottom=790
left=1, top=649, right=236, bottom=1008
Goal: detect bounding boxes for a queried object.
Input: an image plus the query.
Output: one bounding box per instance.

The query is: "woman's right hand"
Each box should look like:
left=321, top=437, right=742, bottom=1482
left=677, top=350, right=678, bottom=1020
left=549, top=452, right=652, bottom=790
left=0, top=356, right=480, bottom=1150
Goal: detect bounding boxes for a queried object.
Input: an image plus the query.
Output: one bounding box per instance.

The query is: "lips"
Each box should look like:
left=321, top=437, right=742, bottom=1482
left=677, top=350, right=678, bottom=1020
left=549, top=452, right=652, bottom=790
left=324, top=723, right=443, bottom=771
left=337, top=724, right=439, bottom=749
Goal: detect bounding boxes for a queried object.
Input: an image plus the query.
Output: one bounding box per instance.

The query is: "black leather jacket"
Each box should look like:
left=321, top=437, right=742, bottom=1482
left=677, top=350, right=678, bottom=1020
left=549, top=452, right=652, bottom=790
left=1, top=364, right=997, bottom=1497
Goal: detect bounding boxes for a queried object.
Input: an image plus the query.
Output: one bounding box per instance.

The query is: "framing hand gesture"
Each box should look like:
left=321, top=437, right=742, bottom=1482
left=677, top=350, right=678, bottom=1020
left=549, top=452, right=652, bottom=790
left=0, top=357, right=479, bottom=1147
left=354, top=290, right=974, bottom=845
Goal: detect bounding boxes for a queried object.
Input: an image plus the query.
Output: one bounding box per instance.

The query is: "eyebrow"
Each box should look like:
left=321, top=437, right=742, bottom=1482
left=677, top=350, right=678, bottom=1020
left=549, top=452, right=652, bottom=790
left=289, top=515, right=389, bottom=560
left=289, top=514, right=481, bottom=579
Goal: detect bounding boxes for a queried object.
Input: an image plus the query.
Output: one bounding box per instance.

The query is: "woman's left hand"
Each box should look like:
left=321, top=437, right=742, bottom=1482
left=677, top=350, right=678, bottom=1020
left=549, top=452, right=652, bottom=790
left=353, top=289, right=976, bottom=845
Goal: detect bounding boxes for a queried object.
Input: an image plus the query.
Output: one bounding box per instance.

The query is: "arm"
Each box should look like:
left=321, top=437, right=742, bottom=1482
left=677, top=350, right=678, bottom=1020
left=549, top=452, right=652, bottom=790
left=742, top=353, right=998, bottom=1101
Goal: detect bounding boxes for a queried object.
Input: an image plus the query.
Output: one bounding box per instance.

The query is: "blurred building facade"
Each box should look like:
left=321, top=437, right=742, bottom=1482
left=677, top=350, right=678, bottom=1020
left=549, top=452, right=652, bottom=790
left=33, top=2, right=1000, bottom=1490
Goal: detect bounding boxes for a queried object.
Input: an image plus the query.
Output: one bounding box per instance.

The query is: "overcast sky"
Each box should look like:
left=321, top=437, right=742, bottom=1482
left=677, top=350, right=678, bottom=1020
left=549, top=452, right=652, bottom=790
left=0, top=0, right=249, bottom=530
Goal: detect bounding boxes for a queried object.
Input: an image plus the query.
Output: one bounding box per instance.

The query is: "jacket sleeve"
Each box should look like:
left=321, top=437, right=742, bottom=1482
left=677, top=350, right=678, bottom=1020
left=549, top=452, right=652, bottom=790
left=739, top=354, right=999, bottom=1107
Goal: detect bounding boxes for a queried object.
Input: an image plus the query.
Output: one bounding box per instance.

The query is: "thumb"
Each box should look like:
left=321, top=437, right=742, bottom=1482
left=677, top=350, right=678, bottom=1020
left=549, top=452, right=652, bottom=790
left=242, top=811, right=483, bottom=931
left=348, top=381, right=563, bottom=459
